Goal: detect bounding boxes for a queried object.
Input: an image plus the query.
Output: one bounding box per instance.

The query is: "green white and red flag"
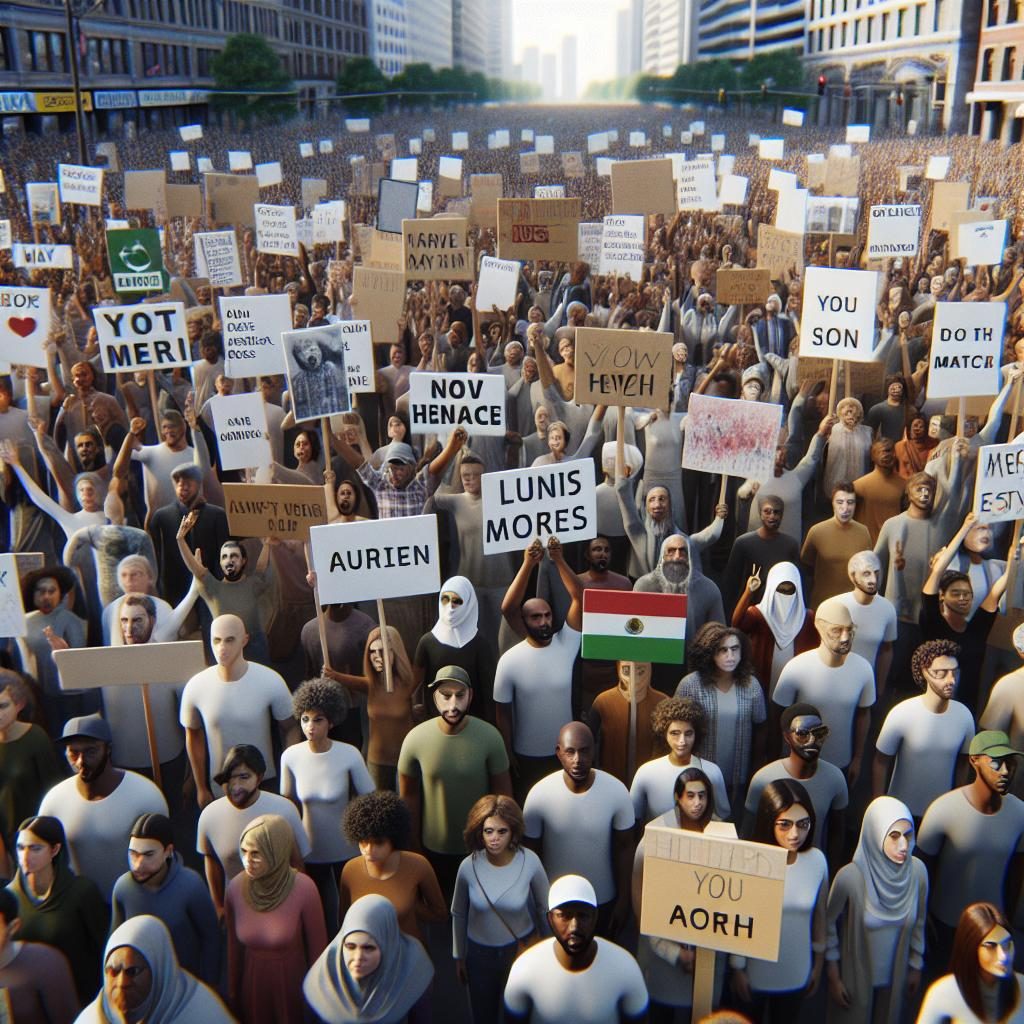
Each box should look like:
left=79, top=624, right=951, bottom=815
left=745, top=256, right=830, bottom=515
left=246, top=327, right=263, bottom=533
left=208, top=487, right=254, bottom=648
left=582, top=590, right=686, bottom=664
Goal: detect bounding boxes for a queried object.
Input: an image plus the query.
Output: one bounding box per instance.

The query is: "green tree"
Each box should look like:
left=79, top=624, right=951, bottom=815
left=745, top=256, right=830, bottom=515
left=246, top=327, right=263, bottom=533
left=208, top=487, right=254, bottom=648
left=210, top=34, right=295, bottom=124
left=336, top=56, right=390, bottom=114
left=738, top=49, right=805, bottom=96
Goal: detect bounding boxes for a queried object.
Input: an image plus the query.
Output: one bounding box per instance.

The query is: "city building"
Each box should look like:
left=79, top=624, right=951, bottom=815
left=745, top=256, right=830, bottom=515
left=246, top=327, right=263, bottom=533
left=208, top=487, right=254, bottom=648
left=966, top=0, right=1024, bottom=141
left=698, top=0, right=803, bottom=60
left=406, top=0, right=454, bottom=69
left=452, top=0, right=488, bottom=74
left=617, top=0, right=644, bottom=80
left=485, top=0, right=512, bottom=80
left=561, top=35, right=578, bottom=100
left=641, top=0, right=697, bottom=75
left=521, top=44, right=540, bottom=85
left=541, top=51, right=557, bottom=99
left=0, top=0, right=369, bottom=134
left=370, top=0, right=410, bottom=77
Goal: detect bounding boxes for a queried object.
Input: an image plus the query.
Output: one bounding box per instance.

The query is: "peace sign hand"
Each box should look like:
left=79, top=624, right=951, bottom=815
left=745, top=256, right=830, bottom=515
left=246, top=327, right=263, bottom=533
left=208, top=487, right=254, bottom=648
left=747, top=565, right=762, bottom=594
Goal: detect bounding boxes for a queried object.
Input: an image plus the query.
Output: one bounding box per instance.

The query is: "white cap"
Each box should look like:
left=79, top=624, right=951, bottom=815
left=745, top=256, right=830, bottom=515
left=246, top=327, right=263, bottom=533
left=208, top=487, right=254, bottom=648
left=548, top=874, right=597, bottom=911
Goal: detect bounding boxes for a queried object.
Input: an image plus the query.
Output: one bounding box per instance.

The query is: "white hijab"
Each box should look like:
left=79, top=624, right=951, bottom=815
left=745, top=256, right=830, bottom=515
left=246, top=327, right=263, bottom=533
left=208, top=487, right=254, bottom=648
left=431, top=575, right=479, bottom=648
left=758, top=561, right=806, bottom=649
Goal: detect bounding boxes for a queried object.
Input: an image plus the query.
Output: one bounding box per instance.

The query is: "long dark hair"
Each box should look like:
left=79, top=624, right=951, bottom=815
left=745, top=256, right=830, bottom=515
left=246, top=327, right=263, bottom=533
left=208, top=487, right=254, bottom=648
left=689, top=623, right=755, bottom=687
left=951, top=902, right=1020, bottom=1021
left=751, top=780, right=816, bottom=853
left=673, top=767, right=714, bottom=831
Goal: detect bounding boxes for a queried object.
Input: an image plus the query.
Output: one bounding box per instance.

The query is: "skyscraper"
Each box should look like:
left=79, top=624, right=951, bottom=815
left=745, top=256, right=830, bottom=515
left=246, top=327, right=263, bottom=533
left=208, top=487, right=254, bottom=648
left=452, top=0, right=489, bottom=74
left=486, top=0, right=513, bottom=80
left=561, top=36, right=578, bottom=100
left=406, top=0, right=454, bottom=69
left=541, top=52, right=557, bottom=99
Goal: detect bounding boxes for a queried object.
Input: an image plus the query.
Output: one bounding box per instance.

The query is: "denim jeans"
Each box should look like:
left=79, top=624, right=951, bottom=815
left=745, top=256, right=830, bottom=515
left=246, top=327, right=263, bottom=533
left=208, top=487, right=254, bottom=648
left=465, top=937, right=518, bottom=1023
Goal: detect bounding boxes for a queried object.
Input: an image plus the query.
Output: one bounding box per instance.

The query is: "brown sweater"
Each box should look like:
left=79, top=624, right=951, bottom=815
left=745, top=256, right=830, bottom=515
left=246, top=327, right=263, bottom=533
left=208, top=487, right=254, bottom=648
left=591, top=686, right=670, bottom=785
left=800, top=518, right=873, bottom=608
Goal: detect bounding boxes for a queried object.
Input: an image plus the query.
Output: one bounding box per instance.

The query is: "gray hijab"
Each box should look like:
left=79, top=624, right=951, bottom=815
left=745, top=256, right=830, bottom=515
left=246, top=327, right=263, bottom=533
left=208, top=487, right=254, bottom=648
left=303, top=894, right=433, bottom=1024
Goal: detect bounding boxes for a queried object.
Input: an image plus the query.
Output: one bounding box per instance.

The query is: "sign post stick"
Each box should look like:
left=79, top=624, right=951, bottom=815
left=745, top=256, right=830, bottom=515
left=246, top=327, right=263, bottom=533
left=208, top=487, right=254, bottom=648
left=692, top=949, right=716, bottom=1021
left=320, top=417, right=333, bottom=479
left=616, top=408, right=626, bottom=480
left=627, top=665, right=637, bottom=782
left=827, top=360, right=839, bottom=415
left=147, top=371, right=160, bottom=433
left=843, top=359, right=851, bottom=400
left=376, top=599, right=394, bottom=692
left=958, top=396, right=967, bottom=438
left=140, top=684, right=163, bottom=787
left=304, top=541, right=332, bottom=672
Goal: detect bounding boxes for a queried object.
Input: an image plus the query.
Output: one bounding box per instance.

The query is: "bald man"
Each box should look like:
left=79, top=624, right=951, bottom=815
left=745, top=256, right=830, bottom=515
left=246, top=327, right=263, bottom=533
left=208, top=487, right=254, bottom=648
left=772, top=596, right=876, bottom=784
left=179, top=614, right=299, bottom=808
left=523, top=722, right=636, bottom=938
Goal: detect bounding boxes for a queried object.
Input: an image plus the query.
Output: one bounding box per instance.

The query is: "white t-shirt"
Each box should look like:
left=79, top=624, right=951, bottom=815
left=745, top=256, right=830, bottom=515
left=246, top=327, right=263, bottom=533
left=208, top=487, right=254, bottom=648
left=629, top=754, right=730, bottom=823
left=494, top=626, right=581, bottom=758
left=523, top=770, right=635, bottom=904
left=503, top=936, right=648, bottom=1024
left=918, top=973, right=1024, bottom=1024
left=836, top=592, right=898, bottom=668
left=179, top=662, right=293, bottom=790
left=981, top=668, right=1024, bottom=751
left=38, top=771, right=168, bottom=901
left=773, top=651, right=876, bottom=768
left=196, top=790, right=312, bottom=880
left=279, top=741, right=375, bottom=863
left=917, top=788, right=1024, bottom=926
left=132, top=442, right=195, bottom=513
left=875, top=696, right=975, bottom=815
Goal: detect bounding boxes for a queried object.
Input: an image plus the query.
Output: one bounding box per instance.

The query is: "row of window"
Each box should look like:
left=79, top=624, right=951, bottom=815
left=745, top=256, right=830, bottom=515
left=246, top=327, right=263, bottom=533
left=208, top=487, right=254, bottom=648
left=97, top=0, right=368, bottom=29
left=979, top=44, right=1022, bottom=81
left=987, top=0, right=1022, bottom=24
left=806, top=1, right=941, bottom=52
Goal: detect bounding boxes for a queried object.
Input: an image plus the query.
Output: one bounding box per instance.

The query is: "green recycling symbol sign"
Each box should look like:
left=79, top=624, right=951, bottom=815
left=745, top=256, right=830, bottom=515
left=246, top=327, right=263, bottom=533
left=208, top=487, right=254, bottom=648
left=106, top=228, right=169, bottom=295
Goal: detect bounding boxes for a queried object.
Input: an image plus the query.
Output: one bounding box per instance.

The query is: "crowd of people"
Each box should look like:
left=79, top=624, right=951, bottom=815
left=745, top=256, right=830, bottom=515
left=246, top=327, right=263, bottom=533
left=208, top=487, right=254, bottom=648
left=1, top=101, right=1024, bottom=1023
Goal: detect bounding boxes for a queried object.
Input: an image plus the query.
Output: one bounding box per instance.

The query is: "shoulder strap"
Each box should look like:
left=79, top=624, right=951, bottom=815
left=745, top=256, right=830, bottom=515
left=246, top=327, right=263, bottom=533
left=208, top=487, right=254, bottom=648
left=471, top=855, right=520, bottom=943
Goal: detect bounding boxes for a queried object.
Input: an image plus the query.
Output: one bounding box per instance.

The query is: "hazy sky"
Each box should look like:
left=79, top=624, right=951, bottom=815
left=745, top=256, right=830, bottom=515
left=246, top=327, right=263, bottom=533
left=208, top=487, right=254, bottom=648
left=511, top=0, right=622, bottom=98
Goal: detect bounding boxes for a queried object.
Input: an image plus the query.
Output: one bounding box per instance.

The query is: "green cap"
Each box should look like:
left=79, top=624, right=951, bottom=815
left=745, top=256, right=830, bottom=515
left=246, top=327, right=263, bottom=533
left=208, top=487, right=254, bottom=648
left=969, top=730, right=1024, bottom=758
left=428, top=665, right=472, bottom=691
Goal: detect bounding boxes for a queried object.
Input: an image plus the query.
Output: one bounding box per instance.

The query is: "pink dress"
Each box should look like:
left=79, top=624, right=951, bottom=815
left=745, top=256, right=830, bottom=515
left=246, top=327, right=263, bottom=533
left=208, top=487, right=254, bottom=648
left=226, top=871, right=328, bottom=1024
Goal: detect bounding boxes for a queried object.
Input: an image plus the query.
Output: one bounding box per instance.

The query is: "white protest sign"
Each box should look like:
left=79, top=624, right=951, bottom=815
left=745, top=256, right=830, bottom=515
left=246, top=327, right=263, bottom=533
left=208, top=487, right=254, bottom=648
left=452, top=131, right=469, bottom=151
left=409, top=138, right=423, bottom=155
left=319, top=139, right=334, bottom=154
left=0, top=554, right=26, bottom=638
left=13, top=244, right=74, bottom=269
left=423, top=128, right=436, bottom=142
left=578, top=222, right=603, bottom=268
left=767, top=169, right=797, bottom=191
left=228, top=151, right=253, bottom=171
left=299, top=142, right=314, bottom=158
left=255, top=162, right=283, bottom=188
left=928, top=302, right=1005, bottom=399
left=846, top=124, right=871, bottom=143
left=0, top=221, right=10, bottom=250
left=482, top=461, right=597, bottom=554
left=926, top=155, right=951, bottom=180
left=194, top=231, right=242, bottom=287
left=681, top=131, right=694, bottom=145
left=94, top=302, right=190, bottom=373
left=629, top=131, right=646, bottom=148
left=345, top=118, right=370, bottom=133
left=494, top=129, right=510, bottom=148
left=800, top=267, right=880, bottom=362
left=0, top=286, right=51, bottom=367
left=536, top=135, right=555, bottom=155
left=408, top=372, right=506, bottom=437
left=958, top=220, right=1008, bottom=266
left=338, top=320, right=375, bottom=393
left=521, top=129, right=534, bottom=143
left=417, top=182, right=433, bottom=214
left=588, top=132, right=609, bottom=154
left=711, top=134, right=725, bottom=153
left=596, top=158, right=613, bottom=177
left=683, top=393, right=783, bottom=482
left=295, top=217, right=313, bottom=250
left=663, top=124, right=672, bottom=138
left=534, top=185, right=566, bottom=199
left=475, top=256, right=520, bottom=312
left=210, top=393, right=272, bottom=471
left=719, top=174, right=748, bottom=205
left=599, top=215, right=644, bottom=277
left=677, top=160, right=718, bottom=211
left=439, top=156, right=463, bottom=181
left=169, top=151, right=190, bottom=172
left=312, top=201, right=346, bottom=244
left=26, top=183, right=61, bottom=226
left=310, top=515, right=441, bottom=603
left=608, top=129, right=619, bottom=143
left=747, top=133, right=760, bottom=147
left=197, top=157, right=213, bottom=173
left=759, top=138, right=784, bottom=161
left=179, top=123, right=202, bottom=141
left=782, top=108, right=805, bottom=127
left=717, top=155, right=735, bottom=177
left=218, top=294, right=292, bottom=378
left=255, top=204, right=298, bottom=255
left=866, top=205, right=921, bottom=260
left=974, top=443, right=1024, bottom=523
left=775, top=188, right=808, bottom=231
left=58, top=164, right=104, bottom=206
left=689, top=121, right=705, bottom=136
left=391, top=158, right=418, bottom=182
left=829, top=143, right=853, bottom=159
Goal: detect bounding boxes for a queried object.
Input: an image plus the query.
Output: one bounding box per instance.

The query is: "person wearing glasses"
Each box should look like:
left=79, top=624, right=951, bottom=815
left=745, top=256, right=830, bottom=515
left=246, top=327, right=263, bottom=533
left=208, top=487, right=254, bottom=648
left=873, top=640, right=975, bottom=821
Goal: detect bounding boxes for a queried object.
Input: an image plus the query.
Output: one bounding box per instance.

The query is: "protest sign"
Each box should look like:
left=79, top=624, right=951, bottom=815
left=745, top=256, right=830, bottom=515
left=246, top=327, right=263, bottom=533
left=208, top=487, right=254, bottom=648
left=974, top=443, right=1024, bottom=524
left=807, top=159, right=827, bottom=190
left=54, top=641, right=206, bottom=689
left=767, top=169, right=797, bottom=192
left=775, top=188, right=808, bottom=231
left=682, top=131, right=695, bottom=145
left=719, top=175, right=748, bottom=205
left=562, top=152, right=584, bottom=177
left=534, top=185, right=566, bottom=199
left=319, top=139, right=334, bottom=154
left=255, top=161, right=283, bottom=188
left=106, top=228, right=168, bottom=294
left=94, top=302, right=190, bottom=373
left=799, top=267, right=879, bottom=362
left=898, top=166, right=924, bottom=193
left=299, top=142, right=314, bottom=158
left=683, top=393, right=782, bottom=482
left=824, top=155, right=860, bottom=197
left=312, top=201, right=346, bottom=244
left=179, top=123, right=202, bottom=141
left=519, top=152, right=541, bottom=174
left=300, top=178, right=328, bottom=210
left=806, top=197, right=859, bottom=234
left=95, top=142, right=120, bottom=171
left=57, top=164, right=103, bottom=206
left=536, top=135, right=555, bottom=154
left=759, top=139, right=784, bottom=161
left=423, top=128, right=436, bottom=142
left=330, top=320, right=374, bottom=394
left=796, top=356, right=885, bottom=395
left=596, top=157, right=613, bottom=177
left=311, top=515, right=441, bottom=604
left=0, top=554, right=26, bottom=638
left=218, top=294, right=292, bottom=377
left=390, top=158, right=418, bottom=183
left=958, top=219, right=1008, bottom=265
left=469, top=173, right=503, bottom=227
left=711, top=134, right=725, bottom=153
left=482, top=461, right=597, bottom=555
left=521, top=128, right=534, bottom=143
left=13, top=244, right=73, bottom=270
left=194, top=231, right=242, bottom=288
left=690, top=121, right=705, bottom=136
left=926, top=155, right=951, bottom=180
left=782, top=108, right=805, bottom=127
left=866, top=205, right=921, bottom=260
left=169, top=151, right=190, bottom=172
left=756, top=224, right=805, bottom=280
left=378, top=179, right=420, bottom=234
left=26, top=183, right=61, bottom=225
left=611, top=158, right=676, bottom=216
left=228, top=150, right=253, bottom=171
left=588, top=132, right=609, bottom=154
left=475, top=256, right=520, bottom=312
left=0, top=287, right=51, bottom=367
left=578, top=222, right=604, bottom=268
left=165, top=183, right=202, bottom=218
left=452, top=131, right=469, bottom=151
left=497, top=198, right=581, bottom=261
left=716, top=268, right=772, bottom=306
left=223, top=483, right=327, bottom=540
left=376, top=134, right=397, bottom=161
left=949, top=210, right=987, bottom=258
left=493, top=129, right=510, bottom=148
left=352, top=266, right=404, bottom=344
left=345, top=118, right=370, bottom=133
left=930, top=181, right=971, bottom=232
left=677, top=160, right=718, bottom=211
left=205, top=173, right=258, bottom=226
left=409, top=138, right=423, bottom=155
left=639, top=825, right=787, bottom=960
left=255, top=204, right=298, bottom=255
left=282, top=323, right=351, bottom=421
left=846, top=124, right=871, bottom=143
left=417, top=182, right=433, bottom=214
left=210, top=393, right=272, bottom=471
left=599, top=215, right=644, bottom=277
left=0, top=221, right=10, bottom=250
left=928, top=302, right=1005, bottom=399
left=574, top=328, right=673, bottom=407
left=439, top=155, right=463, bottom=181
left=401, top=218, right=471, bottom=281
left=408, top=372, right=506, bottom=436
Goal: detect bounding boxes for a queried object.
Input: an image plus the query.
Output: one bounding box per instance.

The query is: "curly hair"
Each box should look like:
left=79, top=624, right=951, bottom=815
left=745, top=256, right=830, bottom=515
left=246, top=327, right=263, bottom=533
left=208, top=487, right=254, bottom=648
left=687, top=623, right=755, bottom=687
left=462, top=795, right=525, bottom=852
left=292, top=677, right=349, bottom=727
left=651, top=697, right=706, bottom=751
left=911, top=639, right=961, bottom=689
left=343, top=790, right=412, bottom=849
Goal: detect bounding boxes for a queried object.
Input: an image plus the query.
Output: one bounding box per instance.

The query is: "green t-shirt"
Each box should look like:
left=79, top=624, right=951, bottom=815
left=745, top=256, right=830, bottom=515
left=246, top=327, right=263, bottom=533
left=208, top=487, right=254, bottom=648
left=398, top=717, right=508, bottom=854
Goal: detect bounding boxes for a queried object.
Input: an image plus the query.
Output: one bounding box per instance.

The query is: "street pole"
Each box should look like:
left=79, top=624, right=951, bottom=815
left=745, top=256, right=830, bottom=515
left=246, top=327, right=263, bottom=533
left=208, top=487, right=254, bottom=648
left=64, top=0, right=87, bottom=164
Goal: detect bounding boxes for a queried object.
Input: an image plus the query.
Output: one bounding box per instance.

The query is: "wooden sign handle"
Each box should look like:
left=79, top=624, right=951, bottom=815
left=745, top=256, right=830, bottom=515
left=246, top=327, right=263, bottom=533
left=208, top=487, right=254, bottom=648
left=304, top=541, right=331, bottom=672
left=957, top=396, right=967, bottom=438
left=377, top=599, right=394, bottom=693
left=148, top=370, right=160, bottom=432
left=616, top=407, right=626, bottom=480
left=320, top=416, right=332, bottom=480
left=140, top=683, right=163, bottom=789
left=692, top=947, right=716, bottom=1021
left=626, top=663, right=637, bottom=782
left=827, top=360, right=839, bottom=416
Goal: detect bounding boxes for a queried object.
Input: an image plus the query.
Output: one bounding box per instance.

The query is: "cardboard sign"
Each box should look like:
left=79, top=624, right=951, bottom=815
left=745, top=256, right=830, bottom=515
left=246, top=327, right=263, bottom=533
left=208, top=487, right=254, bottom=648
left=352, top=266, right=405, bottom=345
left=519, top=152, right=541, bottom=175
left=54, top=641, right=207, bottom=690
left=255, top=161, right=283, bottom=188
left=588, top=132, right=609, bottom=154
left=799, top=267, right=879, bottom=363
left=282, top=323, right=351, bottom=422
left=796, top=356, right=885, bottom=396
left=58, top=164, right=103, bottom=206
left=716, top=268, right=772, bottom=306
left=218, top=294, right=291, bottom=378
left=313, top=201, right=346, bottom=244
left=719, top=174, right=748, bottom=206
left=757, top=224, right=804, bottom=278
left=639, top=825, right=787, bottom=960
left=228, top=150, right=253, bottom=171
left=0, top=553, right=26, bottom=638
left=378, top=179, right=420, bottom=234
left=562, top=152, right=585, bottom=177
left=578, top=222, right=603, bottom=268
left=866, top=205, right=921, bottom=260
left=408, top=372, right=506, bottom=436
left=782, top=108, right=805, bottom=127
left=26, top=183, right=61, bottom=225
left=677, top=159, right=718, bottom=212
left=205, top=173, right=259, bottom=227
left=926, top=155, right=951, bottom=180
left=300, top=178, right=328, bottom=210
left=534, top=185, right=566, bottom=199
left=195, top=231, right=242, bottom=287
left=475, top=256, right=520, bottom=312
left=310, top=515, right=441, bottom=603
left=824, top=154, right=860, bottom=197
left=0, top=286, right=51, bottom=367
left=165, top=183, right=202, bottom=218
left=169, top=151, right=190, bottom=172
left=930, top=181, right=971, bottom=232
left=13, top=244, right=74, bottom=270
left=683, top=393, right=782, bottom=482
left=497, top=198, right=581, bottom=261
left=469, top=173, right=502, bottom=228
left=574, top=327, right=673, bottom=407
left=958, top=219, right=1008, bottom=265
left=210, top=393, right=272, bottom=471
left=611, top=158, right=676, bottom=216
left=94, top=302, right=190, bottom=373
left=106, top=228, right=168, bottom=294
left=255, top=204, right=298, bottom=255
left=927, top=302, right=1005, bottom=400
left=401, top=217, right=470, bottom=281
left=974, top=443, right=1024, bottom=524
left=759, top=139, right=784, bottom=161
left=224, top=483, right=327, bottom=540
left=599, top=215, right=644, bottom=277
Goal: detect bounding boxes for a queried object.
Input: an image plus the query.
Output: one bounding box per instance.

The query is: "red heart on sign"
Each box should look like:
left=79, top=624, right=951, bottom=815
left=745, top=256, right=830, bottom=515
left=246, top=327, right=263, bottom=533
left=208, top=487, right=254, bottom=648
left=8, top=317, right=36, bottom=338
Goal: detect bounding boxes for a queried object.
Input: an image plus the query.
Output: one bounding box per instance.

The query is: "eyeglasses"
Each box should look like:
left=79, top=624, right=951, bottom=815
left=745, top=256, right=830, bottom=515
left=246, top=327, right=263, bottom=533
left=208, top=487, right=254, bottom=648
left=775, top=818, right=812, bottom=832
left=791, top=725, right=830, bottom=742
left=105, top=964, right=148, bottom=978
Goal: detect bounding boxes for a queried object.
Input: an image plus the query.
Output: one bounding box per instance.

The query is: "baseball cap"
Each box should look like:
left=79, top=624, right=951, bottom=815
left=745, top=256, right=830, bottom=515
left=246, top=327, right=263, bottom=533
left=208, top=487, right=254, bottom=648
left=548, top=874, right=597, bottom=911
left=171, top=463, right=202, bottom=482
left=384, top=442, right=416, bottom=465
left=969, top=730, right=1024, bottom=758
left=428, top=665, right=472, bottom=691
left=60, top=714, right=112, bottom=745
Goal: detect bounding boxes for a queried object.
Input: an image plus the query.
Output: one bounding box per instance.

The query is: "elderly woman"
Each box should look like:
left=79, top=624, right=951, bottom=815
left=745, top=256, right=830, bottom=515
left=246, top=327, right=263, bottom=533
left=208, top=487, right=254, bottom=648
left=823, top=398, right=872, bottom=499
left=76, top=915, right=233, bottom=1023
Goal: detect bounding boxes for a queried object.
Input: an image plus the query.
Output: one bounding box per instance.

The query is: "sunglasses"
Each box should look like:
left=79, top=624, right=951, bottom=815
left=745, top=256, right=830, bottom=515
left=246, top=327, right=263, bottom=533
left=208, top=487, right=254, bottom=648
left=791, top=725, right=830, bottom=742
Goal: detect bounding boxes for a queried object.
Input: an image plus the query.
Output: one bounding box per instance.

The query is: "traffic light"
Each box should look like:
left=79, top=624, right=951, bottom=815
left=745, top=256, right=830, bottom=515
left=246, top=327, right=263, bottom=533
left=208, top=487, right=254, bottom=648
left=817, top=75, right=827, bottom=95
left=717, top=87, right=726, bottom=104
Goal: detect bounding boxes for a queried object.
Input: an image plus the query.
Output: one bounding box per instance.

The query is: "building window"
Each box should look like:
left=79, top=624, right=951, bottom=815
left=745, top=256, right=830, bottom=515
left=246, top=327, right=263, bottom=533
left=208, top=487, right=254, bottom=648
left=1009, top=0, right=1019, bottom=21
left=988, top=0, right=999, bottom=24
left=865, top=16, right=872, bottom=40
left=914, top=3, right=922, bottom=31
left=853, top=18, right=859, bottom=40
left=1003, top=45, right=1015, bottom=78
left=981, top=46, right=994, bottom=79
left=897, top=8, right=905, bottom=32
left=0, top=28, right=10, bottom=72
left=829, top=24, right=835, bottom=45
